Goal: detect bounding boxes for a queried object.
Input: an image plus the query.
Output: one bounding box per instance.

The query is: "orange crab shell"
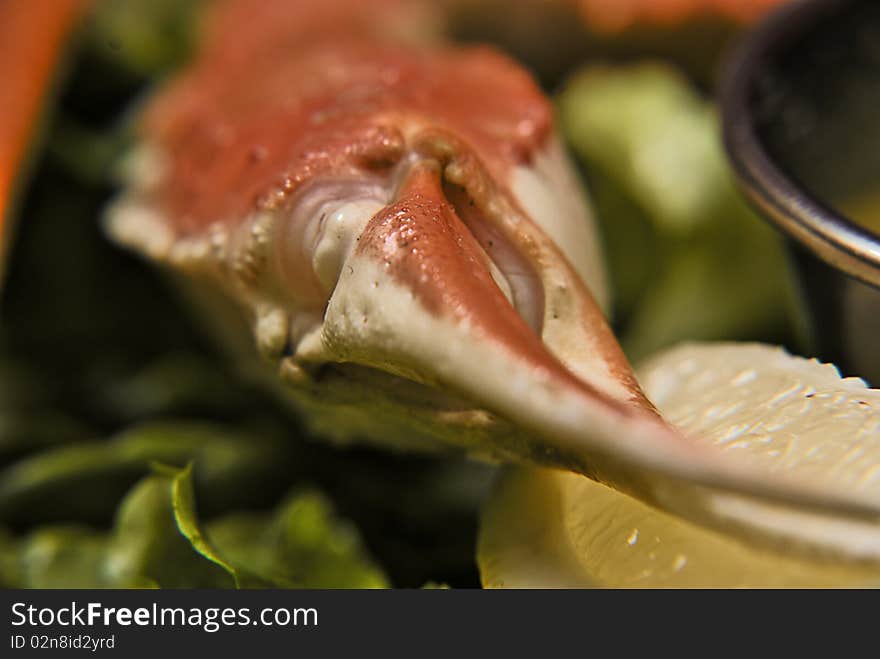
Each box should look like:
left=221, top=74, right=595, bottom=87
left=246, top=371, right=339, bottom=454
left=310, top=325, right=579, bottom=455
left=0, top=0, right=88, bottom=278
left=143, top=39, right=552, bottom=236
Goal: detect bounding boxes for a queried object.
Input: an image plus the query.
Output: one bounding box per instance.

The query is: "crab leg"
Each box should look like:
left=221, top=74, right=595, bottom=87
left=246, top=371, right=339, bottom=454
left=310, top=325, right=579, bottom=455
left=108, top=0, right=880, bottom=561
left=0, top=0, right=88, bottom=283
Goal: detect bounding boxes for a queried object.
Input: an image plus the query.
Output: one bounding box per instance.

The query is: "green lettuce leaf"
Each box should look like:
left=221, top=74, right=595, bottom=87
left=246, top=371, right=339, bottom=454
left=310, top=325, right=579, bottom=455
left=208, top=491, right=389, bottom=589
left=1, top=463, right=387, bottom=588
left=106, top=464, right=236, bottom=588
left=558, top=63, right=803, bottom=360
left=0, top=421, right=294, bottom=527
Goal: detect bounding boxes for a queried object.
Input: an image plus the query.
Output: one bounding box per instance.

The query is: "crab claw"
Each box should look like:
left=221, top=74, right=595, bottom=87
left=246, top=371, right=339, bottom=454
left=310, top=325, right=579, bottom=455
left=298, top=142, right=669, bottom=464
left=108, top=0, right=880, bottom=563
left=294, top=141, right=880, bottom=562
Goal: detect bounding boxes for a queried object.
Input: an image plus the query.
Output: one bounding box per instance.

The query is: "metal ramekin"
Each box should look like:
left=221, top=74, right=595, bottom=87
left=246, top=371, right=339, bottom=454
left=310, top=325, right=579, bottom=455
left=721, top=0, right=880, bottom=383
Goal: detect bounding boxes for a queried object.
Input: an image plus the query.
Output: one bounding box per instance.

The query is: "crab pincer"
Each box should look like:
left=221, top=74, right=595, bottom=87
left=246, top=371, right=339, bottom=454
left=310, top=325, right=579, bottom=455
left=108, top=0, right=880, bottom=564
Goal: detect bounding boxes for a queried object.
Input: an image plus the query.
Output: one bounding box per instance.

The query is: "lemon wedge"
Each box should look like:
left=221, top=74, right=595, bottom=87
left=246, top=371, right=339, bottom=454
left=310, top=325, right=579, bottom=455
left=479, top=342, right=880, bottom=587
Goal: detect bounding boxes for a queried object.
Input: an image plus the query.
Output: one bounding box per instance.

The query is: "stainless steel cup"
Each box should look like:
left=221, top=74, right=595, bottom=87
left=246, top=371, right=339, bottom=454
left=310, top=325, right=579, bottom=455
left=721, top=0, right=880, bottom=384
